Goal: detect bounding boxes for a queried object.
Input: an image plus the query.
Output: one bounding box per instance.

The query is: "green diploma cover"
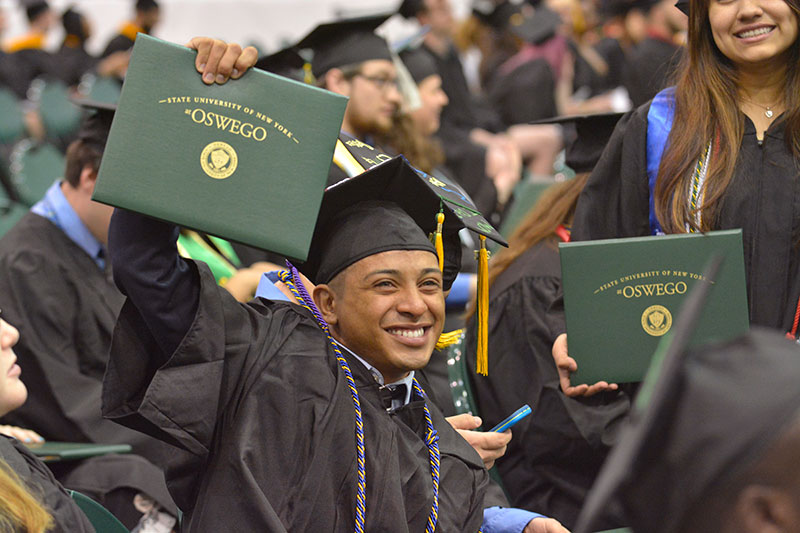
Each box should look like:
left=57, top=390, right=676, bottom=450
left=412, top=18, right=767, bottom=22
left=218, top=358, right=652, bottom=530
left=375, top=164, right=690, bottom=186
left=93, top=34, right=348, bottom=261
left=559, top=230, right=749, bottom=384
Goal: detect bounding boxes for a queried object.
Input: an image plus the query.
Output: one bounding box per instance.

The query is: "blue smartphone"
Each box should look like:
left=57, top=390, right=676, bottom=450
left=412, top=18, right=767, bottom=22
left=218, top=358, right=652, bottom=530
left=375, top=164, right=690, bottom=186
left=489, top=404, right=532, bottom=432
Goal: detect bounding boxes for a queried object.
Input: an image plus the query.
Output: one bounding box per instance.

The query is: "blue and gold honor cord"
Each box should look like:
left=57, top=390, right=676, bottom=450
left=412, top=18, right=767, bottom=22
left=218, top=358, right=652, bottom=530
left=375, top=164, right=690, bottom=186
left=277, top=263, right=441, bottom=532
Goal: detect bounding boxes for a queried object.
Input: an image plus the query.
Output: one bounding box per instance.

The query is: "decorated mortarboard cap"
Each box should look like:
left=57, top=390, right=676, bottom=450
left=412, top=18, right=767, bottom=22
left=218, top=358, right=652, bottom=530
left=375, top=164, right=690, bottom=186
left=532, top=112, right=625, bottom=173
left=299, top=154, right=507, bottom=288
left=575, top=258, right=800, bottom=533
left=72, top=98, right=117, bottom=153
left=398, top=46, right=438, bottom=84
left=296, top=13, right=394, bottom=79
left=254, top=46, right=307, bottom=81
left=398, top=0, right=426, bottom=18
left=675, top=0, right=689, bottom=15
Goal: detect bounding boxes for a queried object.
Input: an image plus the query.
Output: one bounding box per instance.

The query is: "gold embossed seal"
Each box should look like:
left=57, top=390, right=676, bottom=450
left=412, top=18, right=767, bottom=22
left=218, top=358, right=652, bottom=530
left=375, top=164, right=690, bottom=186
left=641, top=304, right=672, bottom=337
left=201, top=141, right=238, bottom=180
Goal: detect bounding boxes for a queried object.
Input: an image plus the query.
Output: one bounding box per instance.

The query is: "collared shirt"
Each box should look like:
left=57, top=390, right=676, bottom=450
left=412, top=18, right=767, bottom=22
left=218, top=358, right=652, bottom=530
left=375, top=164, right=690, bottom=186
left=256, top=271, right=547, bottom=532
left=31, top=181, right=106, bottom=270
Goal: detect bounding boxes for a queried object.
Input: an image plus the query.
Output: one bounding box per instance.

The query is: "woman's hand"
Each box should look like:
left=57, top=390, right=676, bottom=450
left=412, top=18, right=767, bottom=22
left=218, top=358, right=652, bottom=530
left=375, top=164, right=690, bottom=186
left=552, top=333, right=618, bottom=397
left=0, top=425, right=44, bottom=443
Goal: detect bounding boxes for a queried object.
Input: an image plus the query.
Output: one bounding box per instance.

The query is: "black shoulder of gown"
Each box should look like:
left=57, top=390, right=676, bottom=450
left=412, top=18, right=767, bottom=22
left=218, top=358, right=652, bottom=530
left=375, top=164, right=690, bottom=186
left=0, top=435, right=94, bottom=532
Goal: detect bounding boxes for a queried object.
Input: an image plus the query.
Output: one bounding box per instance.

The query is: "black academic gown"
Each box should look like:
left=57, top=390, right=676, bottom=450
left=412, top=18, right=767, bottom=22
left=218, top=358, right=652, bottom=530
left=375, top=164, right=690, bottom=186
left=572, top=103, right=800, bottom=331
left=102, top=212, right=490, bottom=532
left=0, top=212, right=175, bottom=517
left=464, top=239, right=630, bottom=529
left=622, top=37, right=683, bottom=107
left=0, top=213, right=158, bottom=454
left=51, top=43, right=97, bottom=87
left=0, top=435, right=94, bottom=533
left=0, top=51, right=32, bottom=99
left=9, top=48, right=55, bottom=97
left=484, top=56, right=558, bottom=127
left=100, top=34, right=134, bottom=58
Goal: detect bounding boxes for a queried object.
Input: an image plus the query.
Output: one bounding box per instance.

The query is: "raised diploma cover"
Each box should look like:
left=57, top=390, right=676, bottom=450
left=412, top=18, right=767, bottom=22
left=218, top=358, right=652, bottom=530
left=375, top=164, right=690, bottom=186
left=560, top=230, right=749, bottom=384
left=93, top=34, right=348, bottom=261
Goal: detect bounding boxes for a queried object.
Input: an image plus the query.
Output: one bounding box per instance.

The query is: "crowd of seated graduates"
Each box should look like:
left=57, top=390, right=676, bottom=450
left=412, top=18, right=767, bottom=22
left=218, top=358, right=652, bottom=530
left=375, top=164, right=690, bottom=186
left=8, top=0, right=799, bottom=532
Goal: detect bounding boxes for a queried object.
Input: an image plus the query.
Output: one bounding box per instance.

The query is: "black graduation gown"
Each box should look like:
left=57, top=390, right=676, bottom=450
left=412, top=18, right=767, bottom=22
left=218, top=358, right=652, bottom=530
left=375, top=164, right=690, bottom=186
left=622, top=37, right=683, bottom=107
left=51, top=43, right=98, bottom=87
left=100, top=34, right=134, bottom=58
left=484, top=56, right=557, bottom=127
left=0, top=213, right=162, bottom=457
left=422, top=43, right=504, bottom=134
left=0, top=51, right=33, bottom=99
left=0, top=435, right=94, bottom=533
left=572, top=103, right=800, bottom=332
left=592, top=37, right=627, bottom=93
left=464, top=239, right=630, bottom=528
left=9, top=48, right=55, bottom=97
left=102, top=217, right=490, bottom=532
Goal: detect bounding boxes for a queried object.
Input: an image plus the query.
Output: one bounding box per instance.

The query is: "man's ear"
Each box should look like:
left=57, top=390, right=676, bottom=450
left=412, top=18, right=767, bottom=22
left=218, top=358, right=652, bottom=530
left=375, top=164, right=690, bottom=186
left=313, top=284, right=338, bottom=327
left=324, top=68, right=351, bottom=96
left=730, top=485, right=797, bottom=533
left=78, top=164, right=99, bottom=193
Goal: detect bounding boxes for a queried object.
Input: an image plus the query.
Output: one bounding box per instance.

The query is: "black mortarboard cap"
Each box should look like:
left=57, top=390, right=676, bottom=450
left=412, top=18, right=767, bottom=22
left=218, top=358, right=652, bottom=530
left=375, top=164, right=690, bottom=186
left=296, top=13, right=394, bottom=79
left=599, top=0, right=636, bottom=17
left=136, top=0, right=159, bottom=11
left=72, top=98, right=117, bottom=153
left=533, top=113, right=625, bottom=172
left=675, top=0, right=689, bottom=15
left=399, top=47, right=438, bottom=84
left=575, top=258, right=800, bottom=533
left=398, top=0, right=426, bottom=18
left=473, top=0, right=559, bottom=44
left=22, top=0, right=49, bottom=21
left=62, top=6, right=84, bottom=38
left=532, top=111, right=625, bottom=173
left=298, top=155, right=506, bottom=289
left=254, top=46, right=307, bottom=81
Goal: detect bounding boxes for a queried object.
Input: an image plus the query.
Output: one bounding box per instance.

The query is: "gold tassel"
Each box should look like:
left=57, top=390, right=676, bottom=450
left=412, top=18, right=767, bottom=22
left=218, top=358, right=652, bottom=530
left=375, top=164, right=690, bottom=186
left=476, top=235, right=489, bottom=376
left=434, top=211, right=445, bottom=271
left=303, top=62, right=315, bottom=85
left=435, top=329, right=464, bottom=351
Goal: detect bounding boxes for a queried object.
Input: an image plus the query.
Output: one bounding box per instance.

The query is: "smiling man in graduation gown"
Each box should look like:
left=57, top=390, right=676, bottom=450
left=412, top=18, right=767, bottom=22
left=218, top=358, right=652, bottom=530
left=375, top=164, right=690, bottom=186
left=103, top=143, right=500, bottom=529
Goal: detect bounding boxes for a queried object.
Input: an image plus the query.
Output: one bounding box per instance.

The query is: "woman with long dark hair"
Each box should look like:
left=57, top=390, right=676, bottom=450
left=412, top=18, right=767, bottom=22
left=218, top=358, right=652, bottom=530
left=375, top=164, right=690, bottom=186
left=555, top=0, right=800, bottom=394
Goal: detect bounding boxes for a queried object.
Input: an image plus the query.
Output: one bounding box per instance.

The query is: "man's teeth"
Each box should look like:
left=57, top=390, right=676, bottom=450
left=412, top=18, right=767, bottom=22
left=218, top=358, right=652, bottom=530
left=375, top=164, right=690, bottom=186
left=388, top=328, right=425, bottom=338
left=737, top=27, right=773, bottom=38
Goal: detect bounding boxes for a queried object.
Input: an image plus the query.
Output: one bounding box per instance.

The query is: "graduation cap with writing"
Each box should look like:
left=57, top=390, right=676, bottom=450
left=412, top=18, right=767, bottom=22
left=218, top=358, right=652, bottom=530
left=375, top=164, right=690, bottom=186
left=72, top=98, right=117, bottom=153
left=296, top=13, right=394, bottom=79
left=533, top=112, right=625, bottom=173
left=299, top=155, right=506, bottom=374
left=574, top=258, right=800, bottom=533
left=472, top=0, right=560, bottom=44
